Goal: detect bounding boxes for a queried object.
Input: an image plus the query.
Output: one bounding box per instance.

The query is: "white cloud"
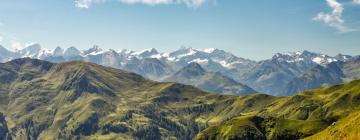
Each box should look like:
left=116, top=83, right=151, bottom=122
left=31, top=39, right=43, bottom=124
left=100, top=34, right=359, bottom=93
left=313, top=0, right=358, bottom=33
left=354, top=0, right=360, bottom=4
left=74, top=0, right=210, bottom=9
left=120, top=0, right=172, bottom=5
left=75, top=0, right=106, bottom=9
left=313, top=0, right=355, bottom=33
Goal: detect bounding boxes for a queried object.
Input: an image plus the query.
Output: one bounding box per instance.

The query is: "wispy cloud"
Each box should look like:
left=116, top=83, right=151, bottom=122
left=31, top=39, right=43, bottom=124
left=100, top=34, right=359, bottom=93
left=75, top=0, right=106, bottom=9
left=74, top=0, right=210, bottom=9
left=313, top=0, right=358, bottom=33
left=313, top=0, right=354, bottom=33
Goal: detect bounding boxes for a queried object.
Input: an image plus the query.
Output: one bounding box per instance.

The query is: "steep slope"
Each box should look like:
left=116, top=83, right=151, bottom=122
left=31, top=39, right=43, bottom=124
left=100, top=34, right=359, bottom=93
left=304, top=111, right=360, bottom=140
left=0, top=58, right=270, bottom=140
left=281, top=62, right=344, bottom=96
left=164, top=63, right=256, bottom=96
left=241, top=51, right=337, bottom=95
left=196, top=79, right=360, bottom=140
left=342, top=57, right=360, bottom=81
left=282, top=57, right=360, bottom=96
left=1, top=58, right=360, bottom=139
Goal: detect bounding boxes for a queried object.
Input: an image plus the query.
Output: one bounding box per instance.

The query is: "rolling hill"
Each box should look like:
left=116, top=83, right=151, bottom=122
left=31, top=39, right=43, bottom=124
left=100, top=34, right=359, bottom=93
left=1, top=58, right=360, bottom=139
left=0, top=58, right=271, bottom=140
left=195, top=79, right=360, bottom=139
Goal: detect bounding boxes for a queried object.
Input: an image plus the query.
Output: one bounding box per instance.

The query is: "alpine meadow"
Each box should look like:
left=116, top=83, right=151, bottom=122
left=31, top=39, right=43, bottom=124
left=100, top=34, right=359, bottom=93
left=0, top=0, right=360, bottom=140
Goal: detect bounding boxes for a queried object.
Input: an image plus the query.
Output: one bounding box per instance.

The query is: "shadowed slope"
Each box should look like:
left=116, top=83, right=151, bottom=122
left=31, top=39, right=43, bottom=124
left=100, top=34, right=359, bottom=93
left=164, top=63, right=256, bottom=95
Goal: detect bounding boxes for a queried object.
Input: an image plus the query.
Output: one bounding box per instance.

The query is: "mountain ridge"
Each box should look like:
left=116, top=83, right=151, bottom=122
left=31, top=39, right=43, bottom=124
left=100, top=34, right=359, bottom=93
left=164, top=62, right=257, bottom=95
left=0, top=44, right=358, bottom=96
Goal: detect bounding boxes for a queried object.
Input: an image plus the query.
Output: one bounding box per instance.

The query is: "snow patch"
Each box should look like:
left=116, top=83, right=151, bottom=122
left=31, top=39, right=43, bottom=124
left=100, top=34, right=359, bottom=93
left=189, top=58, right=209, bottom=65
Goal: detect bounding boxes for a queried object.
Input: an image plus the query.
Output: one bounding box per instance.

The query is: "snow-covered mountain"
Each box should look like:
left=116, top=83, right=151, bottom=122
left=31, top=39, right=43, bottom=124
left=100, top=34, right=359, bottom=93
left=17, top=43, right=53, bottom=59
left=272, top=50, right=338, bottom=66
left=240, top=50, right=353, bottom=95
left=0, top=44, right=256, bottom=80
left=150, top=46, right=256, bottom=74
left=0, top=44, right=356, bottom=96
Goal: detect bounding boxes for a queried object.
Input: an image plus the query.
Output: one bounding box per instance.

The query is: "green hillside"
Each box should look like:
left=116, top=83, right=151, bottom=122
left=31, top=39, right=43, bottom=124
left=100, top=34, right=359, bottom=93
left=0, top=58, right=275, bottom=139
left=196, top=79, right=360, bottom=140
left=1, top=58, right=360, bottom=140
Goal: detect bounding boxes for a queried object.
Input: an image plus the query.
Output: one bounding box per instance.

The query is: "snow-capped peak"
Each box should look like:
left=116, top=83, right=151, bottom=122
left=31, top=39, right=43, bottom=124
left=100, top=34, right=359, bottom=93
left=17, top=43, right=53, bottom=59
left=64, top=46, right=82, bottom=57
left=84, top=45, right=104, bottom=56
left=273, top=50, right=338, bottom=65
left=202, top=48, right=217, bottom=53
left=132, top=48, right=159, bottom=58
left=169, top=46, right=198, bottom=58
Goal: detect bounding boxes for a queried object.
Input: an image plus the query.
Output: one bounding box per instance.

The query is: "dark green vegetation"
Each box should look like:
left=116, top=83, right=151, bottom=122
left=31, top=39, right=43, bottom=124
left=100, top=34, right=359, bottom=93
left=1, top=58, right=360, bottom=140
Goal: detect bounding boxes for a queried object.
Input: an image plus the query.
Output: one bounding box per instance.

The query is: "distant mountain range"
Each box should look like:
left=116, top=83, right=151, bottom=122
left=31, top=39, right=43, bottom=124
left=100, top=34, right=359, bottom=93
left=0, top=44, right=359, bottom=96
left=163, top=63, right=256, bottom=96
left=282, top=57, right=360, bottom=96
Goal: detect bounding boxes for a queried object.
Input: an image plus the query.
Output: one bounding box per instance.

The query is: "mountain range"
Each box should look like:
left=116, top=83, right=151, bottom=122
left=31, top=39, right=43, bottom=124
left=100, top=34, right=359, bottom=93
left=282, top=57, right=360, bottom=96
left=163, top=62, right=256, bottom=96
left=0, top=44, right=358, bottom=96
left=1, top=58, right=360, bottom=139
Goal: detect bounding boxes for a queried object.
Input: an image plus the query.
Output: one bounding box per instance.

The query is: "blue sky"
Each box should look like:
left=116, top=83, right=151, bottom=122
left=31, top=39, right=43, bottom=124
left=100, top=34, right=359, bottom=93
left=0, top=0, right=359, bottom=60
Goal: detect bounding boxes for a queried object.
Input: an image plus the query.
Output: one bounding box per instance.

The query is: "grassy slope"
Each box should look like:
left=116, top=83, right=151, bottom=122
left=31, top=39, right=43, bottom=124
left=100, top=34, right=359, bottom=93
left=304, top=111, right=360, bottom=140
left=196, top=79, right=360, bottom=140
left=0, top=59, right=276, bottom=139
left=1, top=58, right=360, bottom=139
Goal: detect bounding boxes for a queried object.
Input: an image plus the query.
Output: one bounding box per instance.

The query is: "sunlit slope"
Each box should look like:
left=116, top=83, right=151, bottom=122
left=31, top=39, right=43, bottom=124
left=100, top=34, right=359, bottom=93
left=304, top=111, right=360, bottom=140
left=196, top=79, right=360, bottom=140
left=2, top=58, right=360, bottom=140
left=0, top=58, right=275, bottom=140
